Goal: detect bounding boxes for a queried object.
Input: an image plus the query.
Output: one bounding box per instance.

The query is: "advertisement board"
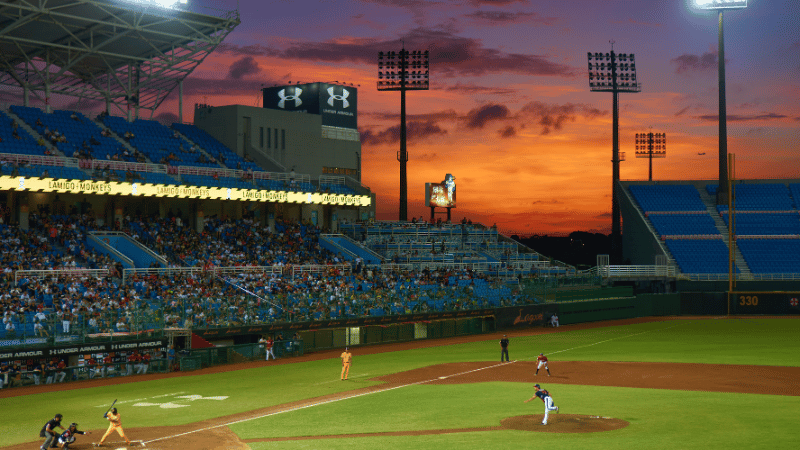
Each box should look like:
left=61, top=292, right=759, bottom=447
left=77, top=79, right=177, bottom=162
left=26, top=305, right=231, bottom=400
left=262, top=82, right=357, bottom=129
left=425, top=173, right=456, bottom=208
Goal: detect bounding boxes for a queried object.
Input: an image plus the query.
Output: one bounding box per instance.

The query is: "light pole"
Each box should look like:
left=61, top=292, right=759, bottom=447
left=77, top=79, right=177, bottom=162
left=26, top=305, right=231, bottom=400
left=694, top=0, right=747, bottom=205
left=635, top=131, right=667, bottom=181
left=378, top=48, right=430, bottom=221
left=587, top=44, right=641, bottom=263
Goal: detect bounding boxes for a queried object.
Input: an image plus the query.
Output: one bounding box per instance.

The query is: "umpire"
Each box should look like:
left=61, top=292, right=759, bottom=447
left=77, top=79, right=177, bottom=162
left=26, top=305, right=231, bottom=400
left=39, top=413, right=64, bottom=450
left=500, top=335, right=510, bottom=362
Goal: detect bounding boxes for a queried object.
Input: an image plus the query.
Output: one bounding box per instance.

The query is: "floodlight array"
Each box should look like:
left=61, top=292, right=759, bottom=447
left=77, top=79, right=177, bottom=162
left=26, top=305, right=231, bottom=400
left=377, top=50, right=429, bottom=91
left=635, top=132, right=667, bottom=158
left=587, top=51, right=640, bottom=92
left=695, top=0, right=747, bottom=10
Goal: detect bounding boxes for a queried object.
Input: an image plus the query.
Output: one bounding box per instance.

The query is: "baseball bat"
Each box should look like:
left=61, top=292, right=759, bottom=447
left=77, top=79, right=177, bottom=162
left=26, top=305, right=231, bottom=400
left=104, top=399, right=117, bottom=416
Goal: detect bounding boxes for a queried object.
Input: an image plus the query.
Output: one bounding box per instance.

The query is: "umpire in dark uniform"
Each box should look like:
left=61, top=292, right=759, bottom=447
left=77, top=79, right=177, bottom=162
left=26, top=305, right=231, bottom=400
left=40, top=413, right=64, bottom=450
left=500, top=335, right=510, bottom=361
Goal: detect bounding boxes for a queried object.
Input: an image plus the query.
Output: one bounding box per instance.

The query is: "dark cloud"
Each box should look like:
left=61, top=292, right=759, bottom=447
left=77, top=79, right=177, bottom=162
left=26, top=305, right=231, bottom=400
left=180, top=77, right=274, bottom=96
left=498, top=125, right=516, bottom=138
left=697, top=113, right=789, bottom=122
left=228, top=56, right=261, bottom=80
left=521, top=101, right=605, bottom=134
left=671, top=51, right=718, bottom=74
left=444, top=83, right=517, bottom=95
left=360, top=120, right=448, bottom=145
left=463, top=10, right=553, bottom=25
left=218, top=27, right=574, bottom=78
left=465, top=103, right=511, bottom=129
left=468, top=0, right=529, bottom=5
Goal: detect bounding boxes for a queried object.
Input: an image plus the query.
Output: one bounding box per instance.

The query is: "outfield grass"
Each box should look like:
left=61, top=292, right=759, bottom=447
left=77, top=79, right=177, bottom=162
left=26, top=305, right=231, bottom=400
left=2, top=318, right=799, bottom=449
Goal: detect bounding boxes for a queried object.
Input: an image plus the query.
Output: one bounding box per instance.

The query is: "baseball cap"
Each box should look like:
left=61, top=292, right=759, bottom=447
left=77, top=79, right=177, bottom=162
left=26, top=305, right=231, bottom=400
left=534, top=384, right=540, bottom=388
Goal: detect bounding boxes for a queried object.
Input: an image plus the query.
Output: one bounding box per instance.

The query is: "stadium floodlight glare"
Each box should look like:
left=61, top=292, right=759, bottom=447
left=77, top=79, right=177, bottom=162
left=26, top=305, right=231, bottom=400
left=118, top=0, right=188, bottom=9
left=378, top=48, right=430, bottom=221
left=635, top=132, right=667, bottom=181
left=587, top=44, right=642, bottom=263
left=695, top=0, right=747, bottom=10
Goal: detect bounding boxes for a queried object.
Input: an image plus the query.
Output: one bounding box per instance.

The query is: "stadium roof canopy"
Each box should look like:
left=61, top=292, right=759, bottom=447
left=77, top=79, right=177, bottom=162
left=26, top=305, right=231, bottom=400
left=0, top=0, right=239, bottom=115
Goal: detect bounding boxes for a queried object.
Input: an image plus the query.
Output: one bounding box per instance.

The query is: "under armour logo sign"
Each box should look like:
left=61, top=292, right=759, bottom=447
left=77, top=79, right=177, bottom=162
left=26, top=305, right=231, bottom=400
left=278, top=88, right=302, bottom=108
left=327, top=87, right=349, bottom=108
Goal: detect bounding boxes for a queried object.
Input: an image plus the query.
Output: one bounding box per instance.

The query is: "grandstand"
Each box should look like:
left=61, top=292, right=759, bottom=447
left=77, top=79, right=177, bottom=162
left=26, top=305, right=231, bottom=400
left=621, top=179, right=800, bottom=280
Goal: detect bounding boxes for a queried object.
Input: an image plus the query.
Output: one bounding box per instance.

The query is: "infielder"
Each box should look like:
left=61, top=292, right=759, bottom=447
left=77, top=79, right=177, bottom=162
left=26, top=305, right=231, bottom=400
left=524, top=383, right=559, bottom=425
left=535, top=353, right=551, bottom=376
left=57, top=423, right=89, bottom=449
left=340, top=347, right=352, bottom=380
left=96, top=407, right=131, bottom=447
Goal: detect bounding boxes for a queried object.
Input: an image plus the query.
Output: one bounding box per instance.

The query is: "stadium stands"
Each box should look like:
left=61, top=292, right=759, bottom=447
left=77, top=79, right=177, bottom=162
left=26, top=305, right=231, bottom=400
left=172, top=123, right=261, bottom=172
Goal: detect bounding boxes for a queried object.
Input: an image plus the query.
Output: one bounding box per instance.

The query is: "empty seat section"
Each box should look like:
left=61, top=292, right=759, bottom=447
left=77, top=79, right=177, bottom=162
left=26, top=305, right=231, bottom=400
left=737, top=239, right=800, bottom=274
left=720, top=212, right=800, bottom=235
left=664, top=239, right=733, bottom=274
left=171, top=123, right=262, bottom=171
left=648, top=214, right=719, bottom=236
left=102, top=117, right=218, bottom=168
left=629, top=185, right=706, bottom=212
left=711, top=183, right=794, bottom=211
left=0, top=110, right=46, bottom=155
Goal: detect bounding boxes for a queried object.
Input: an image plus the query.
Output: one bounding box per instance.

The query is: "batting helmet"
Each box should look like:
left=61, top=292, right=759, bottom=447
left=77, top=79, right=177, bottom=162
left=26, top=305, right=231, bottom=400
left=69, top=423, right=78, bottom=429
left=111, top=408, right=118, bottom=414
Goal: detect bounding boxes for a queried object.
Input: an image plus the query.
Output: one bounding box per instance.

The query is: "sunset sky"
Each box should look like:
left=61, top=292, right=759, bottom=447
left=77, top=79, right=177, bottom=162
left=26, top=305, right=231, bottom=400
left=9, top=0, right=800, bottom=235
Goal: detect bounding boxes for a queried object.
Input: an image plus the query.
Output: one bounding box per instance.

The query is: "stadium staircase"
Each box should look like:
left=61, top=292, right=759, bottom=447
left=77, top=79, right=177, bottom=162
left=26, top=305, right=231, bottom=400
left=320, top=234, right=383, bottom=264
left=3, top=108, right=64, bottom=157
left=89, top=231, right=167, bottom=268
left=86, top=233, right=135, bottom=268
left=698, top=187, right=752, bottom=277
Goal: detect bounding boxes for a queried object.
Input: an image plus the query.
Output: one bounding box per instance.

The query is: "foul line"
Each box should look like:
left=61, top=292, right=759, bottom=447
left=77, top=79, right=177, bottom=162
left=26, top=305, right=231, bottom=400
left=142, top=361, right=513, bottom=445
left=144, top=321, right=688, bottom=445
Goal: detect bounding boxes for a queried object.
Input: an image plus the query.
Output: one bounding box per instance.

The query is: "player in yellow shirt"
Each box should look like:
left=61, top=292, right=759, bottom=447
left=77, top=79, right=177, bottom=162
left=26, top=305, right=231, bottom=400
left=340, top=347, right=352, bottom=380
left=96, top=408, right=131, bottom=447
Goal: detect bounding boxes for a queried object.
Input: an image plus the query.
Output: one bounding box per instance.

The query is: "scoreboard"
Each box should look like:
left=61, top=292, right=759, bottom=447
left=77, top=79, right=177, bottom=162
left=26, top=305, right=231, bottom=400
left=730, top=292, right=800, bottom=315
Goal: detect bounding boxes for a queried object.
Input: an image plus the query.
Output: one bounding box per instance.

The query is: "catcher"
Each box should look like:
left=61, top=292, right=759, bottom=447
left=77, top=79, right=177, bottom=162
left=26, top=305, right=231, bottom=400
left=96, top=407, right=131, bottom=447
left=57, top=423, right=89, bottom=450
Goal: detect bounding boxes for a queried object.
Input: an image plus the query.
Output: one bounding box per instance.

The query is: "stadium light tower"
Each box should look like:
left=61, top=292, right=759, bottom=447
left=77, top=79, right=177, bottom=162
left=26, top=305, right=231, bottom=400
left=377, top=48, right=430, bottom=221
left=693, top=0, right=747, bottom=206
left=635, top=131, right=667, bottom=181
left=587, top=43, right=641, bottom=263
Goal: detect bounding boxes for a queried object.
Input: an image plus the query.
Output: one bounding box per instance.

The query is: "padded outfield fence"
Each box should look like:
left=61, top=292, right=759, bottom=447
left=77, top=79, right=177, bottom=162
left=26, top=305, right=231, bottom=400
left=180, top=340, right=304, bottom=371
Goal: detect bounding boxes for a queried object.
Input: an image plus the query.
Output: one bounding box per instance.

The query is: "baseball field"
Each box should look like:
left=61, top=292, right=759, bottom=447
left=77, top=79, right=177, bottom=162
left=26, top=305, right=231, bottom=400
left=2, top=316, right=799, bottom=450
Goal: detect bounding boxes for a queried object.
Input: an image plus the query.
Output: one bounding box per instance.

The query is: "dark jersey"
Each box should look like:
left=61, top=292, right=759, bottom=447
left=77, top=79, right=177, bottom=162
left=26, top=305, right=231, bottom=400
left=535, top=389, right=551, bottom=402
left=500, top=338, right=509, bottom=348
left=41, top=418, right=61, bottom=435
left=59, top=428, right=86, bottom=441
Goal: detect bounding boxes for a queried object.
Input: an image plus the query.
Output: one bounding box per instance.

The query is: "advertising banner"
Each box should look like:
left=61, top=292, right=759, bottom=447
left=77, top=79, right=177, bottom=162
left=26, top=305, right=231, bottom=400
left=0, top=338, right=166, bottom=362
left=494, top=304, right=559, bottom=330
left=263, top=82, right=357, bottom=129
left=194, top=309, right=495, bottom=339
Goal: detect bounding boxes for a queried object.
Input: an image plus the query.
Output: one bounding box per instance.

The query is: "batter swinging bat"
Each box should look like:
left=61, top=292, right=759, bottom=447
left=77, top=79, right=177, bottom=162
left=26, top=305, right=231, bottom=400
left=104, top=399, right=117, bottom=416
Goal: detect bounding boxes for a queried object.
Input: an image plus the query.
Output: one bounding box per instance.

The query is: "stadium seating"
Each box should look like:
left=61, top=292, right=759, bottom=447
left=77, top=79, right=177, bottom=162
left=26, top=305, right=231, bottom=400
left=102, top=116, right=219, bottom=168
left=664, top=239, right=735, bottom=274
left=721, top=212, right=800, bottom=235
left=736, top=239, right=800, bottom=274
left=0, top=110, right=45, bottom=156
left=629, top=184, right=706, bottom=212
left=710, top=183, right=795, bottom=211
left=646, top=213, right=719, bottom=236
left=171, top=123, right=261, bottom=172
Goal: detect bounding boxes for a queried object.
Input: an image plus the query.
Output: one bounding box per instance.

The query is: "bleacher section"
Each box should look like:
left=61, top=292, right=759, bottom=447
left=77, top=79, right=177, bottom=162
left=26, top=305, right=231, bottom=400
left=627, top=181, right=800, bottom=276
left=11, top=106, right=127, bottom=161
left=172, top=123, right=261, bottom=172
left=0, top=111, right=43, bottom=155
left=102, top=116, right=218, bottom=168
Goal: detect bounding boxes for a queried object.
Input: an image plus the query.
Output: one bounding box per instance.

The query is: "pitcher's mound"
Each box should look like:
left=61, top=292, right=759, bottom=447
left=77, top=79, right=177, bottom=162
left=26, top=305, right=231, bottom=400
left=501, top=414, right=629, bottom=433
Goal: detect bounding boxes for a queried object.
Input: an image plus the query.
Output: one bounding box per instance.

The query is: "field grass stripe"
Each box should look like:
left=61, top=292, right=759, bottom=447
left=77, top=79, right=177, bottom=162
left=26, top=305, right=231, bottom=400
left=141, top=361, right=513, bottom=445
